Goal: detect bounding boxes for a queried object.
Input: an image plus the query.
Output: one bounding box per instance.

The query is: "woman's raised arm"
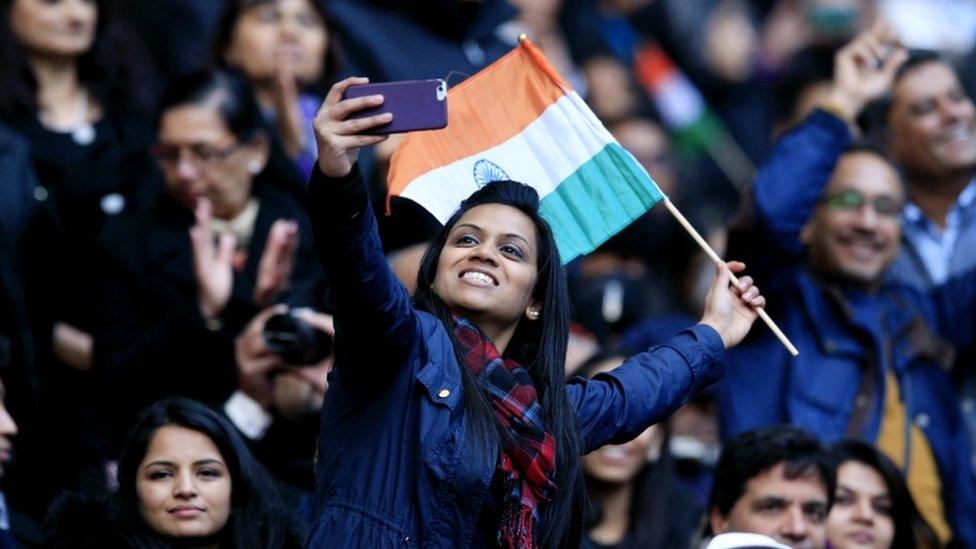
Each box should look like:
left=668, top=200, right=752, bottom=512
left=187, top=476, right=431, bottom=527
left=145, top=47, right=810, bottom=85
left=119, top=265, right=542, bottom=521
left=306, top=78, right=418, bottom=388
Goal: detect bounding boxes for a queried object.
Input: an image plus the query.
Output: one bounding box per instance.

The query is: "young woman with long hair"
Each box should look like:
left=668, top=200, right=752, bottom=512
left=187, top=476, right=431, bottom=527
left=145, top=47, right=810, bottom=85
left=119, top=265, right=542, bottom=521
left=827, top=440, right=939, bottom=549
left=304, top=77, right=765, bottom=547
left=46, top=397, right=304, bottom=547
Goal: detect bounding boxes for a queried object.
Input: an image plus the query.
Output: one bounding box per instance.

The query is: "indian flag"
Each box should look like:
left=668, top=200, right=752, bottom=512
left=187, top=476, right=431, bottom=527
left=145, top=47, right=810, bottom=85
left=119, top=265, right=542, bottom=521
left=633, top=42, right=722, bottom=153
left=387, top=37, right=665, bottom=263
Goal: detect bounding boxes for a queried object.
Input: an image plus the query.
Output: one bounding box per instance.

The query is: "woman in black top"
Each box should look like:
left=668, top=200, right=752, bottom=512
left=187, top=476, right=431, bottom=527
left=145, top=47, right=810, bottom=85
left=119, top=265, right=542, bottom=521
left=0, top=0, right=158, bottom=521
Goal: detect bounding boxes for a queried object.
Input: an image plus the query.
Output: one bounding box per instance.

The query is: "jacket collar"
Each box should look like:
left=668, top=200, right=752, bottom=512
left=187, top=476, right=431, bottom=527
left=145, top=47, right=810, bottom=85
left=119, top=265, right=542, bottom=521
left=415, top=314, right=463, bottom=413
left=795, top=269, right=951, bottom=370
left=795, top=270, right=872, bottom=358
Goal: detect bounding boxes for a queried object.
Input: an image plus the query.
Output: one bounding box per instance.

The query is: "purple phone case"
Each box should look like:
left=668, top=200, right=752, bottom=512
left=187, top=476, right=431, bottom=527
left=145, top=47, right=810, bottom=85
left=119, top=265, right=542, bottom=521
left=342, top=79, right=448, bottom=135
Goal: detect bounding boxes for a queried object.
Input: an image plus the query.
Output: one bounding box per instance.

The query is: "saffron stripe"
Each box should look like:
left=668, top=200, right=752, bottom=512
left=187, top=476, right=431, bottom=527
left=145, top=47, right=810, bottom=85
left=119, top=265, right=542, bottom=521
left=388, top=45, right=567, bottom=195
left=398, top=92, right=614, bottom=223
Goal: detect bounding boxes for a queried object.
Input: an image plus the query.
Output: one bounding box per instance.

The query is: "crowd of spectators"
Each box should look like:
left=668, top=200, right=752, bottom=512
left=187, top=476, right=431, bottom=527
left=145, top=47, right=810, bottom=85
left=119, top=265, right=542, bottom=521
left=0, top=0, right=975, bottom=547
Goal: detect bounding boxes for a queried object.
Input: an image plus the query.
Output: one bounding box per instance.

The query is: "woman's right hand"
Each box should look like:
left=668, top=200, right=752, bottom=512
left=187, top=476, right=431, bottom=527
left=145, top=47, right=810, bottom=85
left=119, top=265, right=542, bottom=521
left=313, top=76, right=392, bottom=178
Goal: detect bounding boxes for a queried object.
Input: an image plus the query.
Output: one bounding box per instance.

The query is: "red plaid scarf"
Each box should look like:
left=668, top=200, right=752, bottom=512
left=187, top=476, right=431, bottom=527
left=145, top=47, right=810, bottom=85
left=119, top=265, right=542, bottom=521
left=453, top=316, right=557, bottom=548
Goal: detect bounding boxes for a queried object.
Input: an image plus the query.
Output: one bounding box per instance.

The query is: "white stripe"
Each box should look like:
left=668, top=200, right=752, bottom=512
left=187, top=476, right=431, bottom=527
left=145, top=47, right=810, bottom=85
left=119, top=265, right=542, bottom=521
left=399, top=92, right=615, bottom=223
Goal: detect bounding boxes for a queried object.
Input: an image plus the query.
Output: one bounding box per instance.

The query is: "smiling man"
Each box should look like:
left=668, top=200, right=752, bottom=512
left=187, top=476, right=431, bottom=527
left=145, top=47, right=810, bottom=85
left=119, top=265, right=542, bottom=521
left=884, top=53, right=976, bottom=289
left=718, top=23, right=976, bottom=546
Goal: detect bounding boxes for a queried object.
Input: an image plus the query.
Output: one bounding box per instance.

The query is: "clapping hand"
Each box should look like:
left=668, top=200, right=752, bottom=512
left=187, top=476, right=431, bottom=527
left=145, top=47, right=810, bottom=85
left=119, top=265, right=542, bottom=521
left=254, top=219, right=299, bottom=308
left=273, top=61, right=306, bottom=159
left=190, top=198, right=236, bottom=321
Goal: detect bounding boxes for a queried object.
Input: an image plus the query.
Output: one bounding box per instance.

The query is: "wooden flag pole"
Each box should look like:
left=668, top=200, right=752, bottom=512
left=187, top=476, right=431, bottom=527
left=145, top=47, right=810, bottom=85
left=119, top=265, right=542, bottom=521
left=663, top=198, right=800, bottom=356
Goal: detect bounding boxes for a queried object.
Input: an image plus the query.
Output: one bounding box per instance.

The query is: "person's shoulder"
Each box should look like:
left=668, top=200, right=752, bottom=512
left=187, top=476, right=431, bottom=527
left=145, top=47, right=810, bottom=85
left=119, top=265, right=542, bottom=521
left=257, top=182, right=304, bottom=212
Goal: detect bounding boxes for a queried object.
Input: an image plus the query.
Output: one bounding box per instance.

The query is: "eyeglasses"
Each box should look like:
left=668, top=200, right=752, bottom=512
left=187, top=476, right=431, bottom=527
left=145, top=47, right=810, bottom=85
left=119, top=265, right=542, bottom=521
left=819, top=190, right=904, bottom=217
left=152, top=143, right=240, bottom=171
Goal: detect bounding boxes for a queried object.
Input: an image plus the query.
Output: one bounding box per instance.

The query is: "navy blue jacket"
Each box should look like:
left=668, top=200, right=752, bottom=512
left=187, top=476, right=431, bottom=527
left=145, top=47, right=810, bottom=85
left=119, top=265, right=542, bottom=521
left=719, top=110, right=976, bottom=545
left=305, top=166, right=725, bottom=547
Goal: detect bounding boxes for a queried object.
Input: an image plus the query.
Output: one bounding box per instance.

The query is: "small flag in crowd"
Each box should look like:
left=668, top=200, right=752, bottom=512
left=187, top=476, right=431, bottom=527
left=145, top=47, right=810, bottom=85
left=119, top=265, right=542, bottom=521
left=632, top=42, right=754, bottom=190
left=387, top=37, right=665, bottom=263
left=632, top=43, right=723, bottom=154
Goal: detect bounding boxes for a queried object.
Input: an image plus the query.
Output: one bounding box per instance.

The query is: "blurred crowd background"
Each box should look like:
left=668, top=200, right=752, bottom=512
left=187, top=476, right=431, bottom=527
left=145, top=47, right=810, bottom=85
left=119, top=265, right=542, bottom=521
left=1, top=0, right=976, bottom=547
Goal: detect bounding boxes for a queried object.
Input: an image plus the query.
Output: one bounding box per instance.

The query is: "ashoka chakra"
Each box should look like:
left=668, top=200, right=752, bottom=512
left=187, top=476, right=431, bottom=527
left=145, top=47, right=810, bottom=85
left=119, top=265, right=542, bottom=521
left=473, top=159, right=511, bottom=188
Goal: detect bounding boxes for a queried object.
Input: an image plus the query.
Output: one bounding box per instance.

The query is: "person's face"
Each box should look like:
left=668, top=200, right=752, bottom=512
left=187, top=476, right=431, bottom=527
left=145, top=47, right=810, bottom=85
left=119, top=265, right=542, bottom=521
left=583, top=357, right=665, bottom=484
left=826, top=461, right=895, bottom=549
left=156, top=101, right=267, bottom=220
left=888, top=61, right=976, bottom=180
left=225, top=0, right=328, bottom=86
left=612, top=119, right=677, bottom=196
left=432, top=204, right=540, bottom=338
left=136, top=426, right=232, bottom=539
left=711, top=462, right=830, bottom=549
left=9, top=0, right=97, bottom=60
left=0, top=381, right=19, bottom=480
left=801, top=152, right=903, bottom=286
left=583, top=423, right=661, bottom=484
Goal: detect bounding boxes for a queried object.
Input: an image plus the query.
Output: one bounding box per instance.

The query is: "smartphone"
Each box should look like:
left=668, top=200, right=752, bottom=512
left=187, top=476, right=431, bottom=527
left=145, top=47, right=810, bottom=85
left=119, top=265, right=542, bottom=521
left=342, top=79, right=448, bottom=135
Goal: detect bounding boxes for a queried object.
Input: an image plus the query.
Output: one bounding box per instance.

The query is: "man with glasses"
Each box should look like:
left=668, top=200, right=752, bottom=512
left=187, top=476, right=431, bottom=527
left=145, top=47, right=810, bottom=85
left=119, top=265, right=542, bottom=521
left=717, top=23, right=976, bottom=546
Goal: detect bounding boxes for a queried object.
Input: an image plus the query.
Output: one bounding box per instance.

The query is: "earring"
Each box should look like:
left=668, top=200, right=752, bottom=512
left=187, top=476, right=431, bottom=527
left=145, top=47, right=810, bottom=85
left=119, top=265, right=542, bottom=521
left=247, top=160, right=262, bottom=174
left=527, top=309, right=540, bottom=320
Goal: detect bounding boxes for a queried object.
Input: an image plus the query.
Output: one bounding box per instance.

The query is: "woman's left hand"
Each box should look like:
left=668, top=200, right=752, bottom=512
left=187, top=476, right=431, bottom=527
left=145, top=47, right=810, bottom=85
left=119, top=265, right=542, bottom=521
left=699, top=261, right=765, bottom=349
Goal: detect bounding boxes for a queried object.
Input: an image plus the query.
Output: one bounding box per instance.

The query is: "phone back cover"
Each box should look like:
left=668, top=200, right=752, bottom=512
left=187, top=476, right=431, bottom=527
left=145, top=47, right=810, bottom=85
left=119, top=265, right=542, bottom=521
left=343, top=80, right=448, bottom=135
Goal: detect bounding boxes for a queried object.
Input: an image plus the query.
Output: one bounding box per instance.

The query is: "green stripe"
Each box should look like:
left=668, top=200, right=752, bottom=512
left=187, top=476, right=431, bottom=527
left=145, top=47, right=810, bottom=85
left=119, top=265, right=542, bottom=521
left=539, top=143, right=665, bottom=263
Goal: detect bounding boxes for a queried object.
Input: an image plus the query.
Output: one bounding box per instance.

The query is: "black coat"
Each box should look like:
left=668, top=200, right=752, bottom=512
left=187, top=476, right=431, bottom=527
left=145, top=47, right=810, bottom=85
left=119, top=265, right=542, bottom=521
left=85, top=182, right=326, bottom=454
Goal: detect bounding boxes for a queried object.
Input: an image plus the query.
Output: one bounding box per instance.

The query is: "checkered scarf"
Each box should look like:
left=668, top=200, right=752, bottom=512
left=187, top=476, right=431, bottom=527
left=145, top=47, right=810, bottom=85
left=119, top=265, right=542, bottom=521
left=454, top=316, right=557, bottom=548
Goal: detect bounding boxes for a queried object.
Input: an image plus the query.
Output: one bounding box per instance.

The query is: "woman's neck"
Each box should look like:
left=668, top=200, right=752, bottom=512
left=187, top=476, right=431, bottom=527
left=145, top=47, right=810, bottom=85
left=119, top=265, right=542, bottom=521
left=29, top=55, right=90, bottom=126
left=589, top=482, right=633, bottom=546
left=462, top=316, right=517, bottom=355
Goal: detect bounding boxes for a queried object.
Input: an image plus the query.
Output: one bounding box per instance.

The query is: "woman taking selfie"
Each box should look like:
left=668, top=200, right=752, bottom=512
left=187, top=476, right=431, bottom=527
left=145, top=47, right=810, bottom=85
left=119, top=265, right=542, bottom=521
left=306, top=77, right=765, bottom=547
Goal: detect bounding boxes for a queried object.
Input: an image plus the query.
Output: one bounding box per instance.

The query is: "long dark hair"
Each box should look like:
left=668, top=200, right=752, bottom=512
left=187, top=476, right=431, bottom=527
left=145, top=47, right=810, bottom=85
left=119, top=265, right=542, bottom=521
left=830, top=440, right=938, bottom=549
left=212, top=0, right=338, bottom=97
left=115, top=397, right=303, bottom=548
left=575, top=352, right=691, bottom=549
left=413, top=180, right=584, bottom=547
left=0, top=0, right=157, bottom=124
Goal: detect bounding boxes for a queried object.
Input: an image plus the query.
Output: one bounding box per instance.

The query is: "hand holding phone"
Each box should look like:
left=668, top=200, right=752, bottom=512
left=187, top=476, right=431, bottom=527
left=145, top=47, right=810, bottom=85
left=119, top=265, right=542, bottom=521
left=313, top=77, right=391, bottom=178
left=342, top=79, right=448, bottom=135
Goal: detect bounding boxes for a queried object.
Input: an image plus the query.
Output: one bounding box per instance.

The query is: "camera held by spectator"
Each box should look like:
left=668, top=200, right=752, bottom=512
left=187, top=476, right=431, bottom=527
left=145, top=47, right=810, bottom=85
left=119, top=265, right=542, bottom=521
left=262, top=308, right=332, bottom=365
